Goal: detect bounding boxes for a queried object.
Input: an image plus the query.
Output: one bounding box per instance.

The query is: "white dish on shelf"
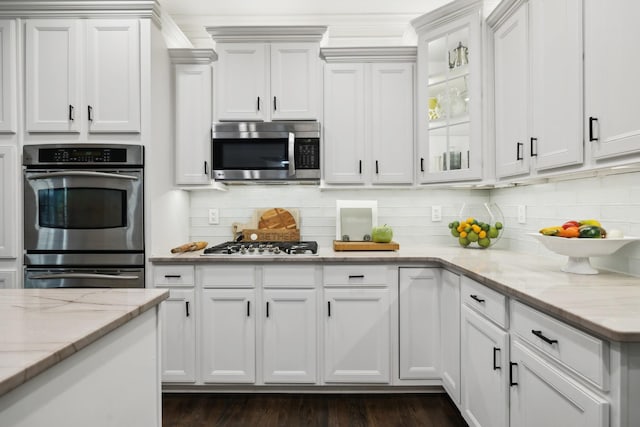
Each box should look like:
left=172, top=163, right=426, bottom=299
left=528, top=233, right=640, bottom=274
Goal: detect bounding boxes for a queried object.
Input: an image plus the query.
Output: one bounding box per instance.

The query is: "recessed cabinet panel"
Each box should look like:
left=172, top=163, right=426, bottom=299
left=26, top=20, right=81, bottom=132
left=85, top=20, right=140, bottom=133
left=0, top=20, right=16, bottom=133
left=161, top=289, right=196, bottom=383
left=586, top=0, right=640, bottom=160
left=271, top=43, right=318, bottom=120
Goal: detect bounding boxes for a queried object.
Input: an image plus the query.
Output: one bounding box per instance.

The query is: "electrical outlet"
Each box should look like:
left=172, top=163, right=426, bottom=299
left=208, top=208, right=219, bottom=225
left=517, top=205, right=526, bottom=224
left=431, top=205, right=442, bottom=222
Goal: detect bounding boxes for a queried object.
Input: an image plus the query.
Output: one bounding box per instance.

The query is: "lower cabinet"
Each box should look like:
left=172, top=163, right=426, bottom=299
left=461, top=304, right=509, bottom=427
left=399, top=267, right=440, bottom=380
left=324, top=287, right=390, bottom=383
left=440, top=269, right=461, bottom=404
left=161, top=288, right=196, bottom=383
left=509, top=339, right=609, bottom=427
left=201, top=288, right=256, bottom=383
left=262, top=288, right=317, bottom=384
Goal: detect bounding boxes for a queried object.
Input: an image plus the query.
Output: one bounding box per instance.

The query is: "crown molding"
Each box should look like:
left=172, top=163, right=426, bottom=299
left=169, top=48, right=217, bottom=64
left=207, top=25, right=328, bottom=43
left=411, top=0, right=482, bottom=33
left=0, top=1, right=158, bottom=19
left=486, top=0, right=527, bottom=29
left=321, top=46, right=417, bottom=63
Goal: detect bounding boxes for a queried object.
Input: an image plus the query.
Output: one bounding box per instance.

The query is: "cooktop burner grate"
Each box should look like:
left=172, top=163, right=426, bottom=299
left=202, top=241, right=318, bottom=255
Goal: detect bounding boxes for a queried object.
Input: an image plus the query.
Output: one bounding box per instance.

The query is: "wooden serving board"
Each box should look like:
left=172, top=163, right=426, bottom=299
left=258, top=208, right=297, bottom=230
left=242, top=228, right=300, bottom=242
left=333, top=240, right=400, bottom=251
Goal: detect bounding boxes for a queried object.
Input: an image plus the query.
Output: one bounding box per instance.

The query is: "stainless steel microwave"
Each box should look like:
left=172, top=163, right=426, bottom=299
left=211, top=121, right=320, bottom=182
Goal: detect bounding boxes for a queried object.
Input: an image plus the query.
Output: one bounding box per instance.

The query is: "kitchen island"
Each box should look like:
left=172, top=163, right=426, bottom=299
left=0, top=288, right=169, bottom=427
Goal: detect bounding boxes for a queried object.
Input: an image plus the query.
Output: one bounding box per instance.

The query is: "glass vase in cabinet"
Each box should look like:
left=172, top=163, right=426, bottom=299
left=413, top=0, right=483, bottom=183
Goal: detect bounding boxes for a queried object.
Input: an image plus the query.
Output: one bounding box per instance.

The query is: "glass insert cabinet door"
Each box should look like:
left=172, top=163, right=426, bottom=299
left=415, top=1, right=483, bottom=183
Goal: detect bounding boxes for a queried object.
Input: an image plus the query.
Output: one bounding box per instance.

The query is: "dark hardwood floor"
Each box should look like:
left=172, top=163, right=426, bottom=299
left=162, top=393, right=468, bottom=427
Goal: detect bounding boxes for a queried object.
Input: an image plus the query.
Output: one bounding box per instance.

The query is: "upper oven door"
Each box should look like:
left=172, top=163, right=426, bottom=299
left=23, top=169, right=144, bottom=252
left=212, top=132, right=296, bottom=181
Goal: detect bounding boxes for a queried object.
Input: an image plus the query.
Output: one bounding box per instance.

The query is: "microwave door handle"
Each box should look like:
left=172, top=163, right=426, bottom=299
left=30, top=273, right=140, bottom=280
left=288, top=132, right=296, bottom=176
left=27, top=171, right=139, bottom=180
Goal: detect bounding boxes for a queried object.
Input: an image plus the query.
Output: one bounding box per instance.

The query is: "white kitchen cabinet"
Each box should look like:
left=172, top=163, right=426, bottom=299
left=585, top=0, right=640, bottom=161
left=322, top=47, right=415, bottom=185
left=262, top=289, right=317, bottom=384
left=324, top=287, right=390, bottom=383
left=25, top=18, right=140, bottom=133
left=160, top=288, right=196, bottom=383
left=0, top=145, right=16, bottom=258
left=461, top=304, right=509, bottom=427
left=0, top=271, right=15, bottom=288
left=399, top=267, right=440, bottom=380
left=201, top=288, right=256, bottom=383
left=170, top=49, right=216, bottom=185
left=154, top=265, right=197, bottom=383
left=412, top=0, right=483, bottom=183
left=0, top=20, right=16, bottom=133
left=210, top=27, right=325, bottom=122
left=509, top=339, right=609, bottom=427
left=440, top=269, right=461, bottom=405
left=492, top=0, right=583, bottom=179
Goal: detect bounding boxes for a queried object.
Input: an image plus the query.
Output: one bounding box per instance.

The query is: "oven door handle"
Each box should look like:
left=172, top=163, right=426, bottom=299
left=29, top=273, right=141, bottom=280
left=287, top=132, right=296, bottom=176
left=27, top=171, right=140, bottom=180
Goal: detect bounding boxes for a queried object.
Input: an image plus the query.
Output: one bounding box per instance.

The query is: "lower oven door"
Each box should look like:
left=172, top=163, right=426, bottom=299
left=24, top=268, right=145, bottom=288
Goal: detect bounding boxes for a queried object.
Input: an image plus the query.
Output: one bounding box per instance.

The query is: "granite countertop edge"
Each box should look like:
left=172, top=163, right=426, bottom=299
left=0, top=289, right=169, bottom=398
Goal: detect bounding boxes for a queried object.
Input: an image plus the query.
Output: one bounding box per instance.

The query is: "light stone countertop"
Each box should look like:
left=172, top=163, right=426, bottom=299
left=0, top=288, right=169, bottom=398
left=150, top=245, right=640, bottom=342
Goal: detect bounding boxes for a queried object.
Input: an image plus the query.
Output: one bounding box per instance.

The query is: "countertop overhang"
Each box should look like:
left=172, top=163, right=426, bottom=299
left=150, top=245, right=640, bottom=342
left=0, top=288, right=169, bottom=398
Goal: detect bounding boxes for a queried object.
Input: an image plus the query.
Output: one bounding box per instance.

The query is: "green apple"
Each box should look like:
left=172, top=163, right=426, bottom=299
left=372, top=224, right=393, bottom=243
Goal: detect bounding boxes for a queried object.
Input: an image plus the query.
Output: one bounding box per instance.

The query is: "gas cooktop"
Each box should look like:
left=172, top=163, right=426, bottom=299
left=202, top=241, right=318, bottom=256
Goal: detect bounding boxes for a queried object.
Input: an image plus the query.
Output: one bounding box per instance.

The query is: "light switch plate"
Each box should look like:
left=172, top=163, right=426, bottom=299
left=432, top=205, right=442, bottom=222
left=517, top=205, right=526, bottom=224
left=208, top=208, right=219, bottom=225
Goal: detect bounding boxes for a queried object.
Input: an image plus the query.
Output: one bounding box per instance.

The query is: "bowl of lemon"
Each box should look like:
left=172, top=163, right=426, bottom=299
left=448, top=202, right=504, bottom=249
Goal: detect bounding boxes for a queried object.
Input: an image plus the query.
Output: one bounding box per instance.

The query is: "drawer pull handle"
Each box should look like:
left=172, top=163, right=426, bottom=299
left=531, top=329, right=558, bottom=345
left=327, top=301, right=331, bottom=317
left=164, top=275, right=182, bottom=278
left=492, top=347, right=501, bottom=370
left=348, top=275, right=365, bottom=279
left=470, top=294, right=485, bottom=303
left=185, top=301, right=190, bottom=317
left=509, top=362, right=518, bottom=386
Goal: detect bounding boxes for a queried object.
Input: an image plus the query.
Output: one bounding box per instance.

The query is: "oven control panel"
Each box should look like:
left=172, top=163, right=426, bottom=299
left=23, top=144, right=144, bottom=167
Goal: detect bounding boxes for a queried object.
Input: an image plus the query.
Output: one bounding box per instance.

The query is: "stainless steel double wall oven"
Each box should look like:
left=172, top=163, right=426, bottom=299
left=23, top=144, right=145, bottom=288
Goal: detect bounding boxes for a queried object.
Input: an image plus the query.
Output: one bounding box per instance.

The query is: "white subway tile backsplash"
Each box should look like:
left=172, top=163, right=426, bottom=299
left=188, top=171, right=640, bottom=276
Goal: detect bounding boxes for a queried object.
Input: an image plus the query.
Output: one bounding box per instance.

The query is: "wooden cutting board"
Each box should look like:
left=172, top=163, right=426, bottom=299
left=258, top=208, right=297, bottom=230
left=333, top=240, right=400, bottom=251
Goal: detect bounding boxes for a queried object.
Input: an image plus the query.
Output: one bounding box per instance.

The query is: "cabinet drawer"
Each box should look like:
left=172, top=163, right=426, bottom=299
left=461, top=276, right=507, bottom=329
left=153, top=265, right=194, bottom=287
left=323, top=265, right=390, bottom=286
left=511, top=300, right=608, bottom=389
left=263, top=265, right=318, bottom=288
left=197, top=265, right=256, bottom=288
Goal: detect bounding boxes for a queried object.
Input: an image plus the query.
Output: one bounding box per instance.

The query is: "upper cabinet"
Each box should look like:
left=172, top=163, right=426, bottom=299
left=322, top=47, right=415, bottom=186
left=25, top=18, right=141, bottom=133
left=170, top=49, right=217, bottom=185
left=585, top=0, right=640, bottom=161
left=412, top=0, right=484, bottom=184
left=491, top=0, right=583, bottom=180
left=208, top=26, right=326, bottom=122
left=0, top=20, right=16, bottom=133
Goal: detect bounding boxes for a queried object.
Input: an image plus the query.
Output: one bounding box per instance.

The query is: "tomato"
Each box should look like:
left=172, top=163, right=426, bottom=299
left=562, top=220, right=580, bottom=229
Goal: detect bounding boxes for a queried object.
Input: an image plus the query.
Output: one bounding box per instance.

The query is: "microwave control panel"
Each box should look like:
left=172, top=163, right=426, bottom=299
left=295, top=139, right=320, bottom=169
